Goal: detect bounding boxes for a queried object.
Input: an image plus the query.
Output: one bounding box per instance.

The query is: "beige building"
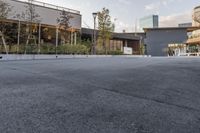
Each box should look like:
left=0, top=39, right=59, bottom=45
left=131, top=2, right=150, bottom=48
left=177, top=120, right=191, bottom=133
left=187, top=5, right=200, bottom=55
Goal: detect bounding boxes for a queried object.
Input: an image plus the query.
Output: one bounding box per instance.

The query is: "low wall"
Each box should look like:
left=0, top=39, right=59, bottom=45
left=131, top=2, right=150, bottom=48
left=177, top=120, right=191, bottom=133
left=0, top=54, right=149, bottom=61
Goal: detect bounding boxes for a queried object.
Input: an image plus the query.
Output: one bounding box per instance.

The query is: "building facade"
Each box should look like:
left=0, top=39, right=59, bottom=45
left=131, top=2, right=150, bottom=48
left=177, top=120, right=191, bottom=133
left=187, top=5, right=200, bottom=55
left=144, top=27, right=188, bottom=56
left=1, top=0, right=82, bottom=54
left=81, top=28, right=143, bottom=54
left=6, top=0, right=81, bottom=29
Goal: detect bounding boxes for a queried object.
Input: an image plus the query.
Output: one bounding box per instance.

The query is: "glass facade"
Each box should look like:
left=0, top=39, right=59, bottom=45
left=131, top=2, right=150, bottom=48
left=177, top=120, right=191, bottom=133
left=139, top=15, right=159, bottom=31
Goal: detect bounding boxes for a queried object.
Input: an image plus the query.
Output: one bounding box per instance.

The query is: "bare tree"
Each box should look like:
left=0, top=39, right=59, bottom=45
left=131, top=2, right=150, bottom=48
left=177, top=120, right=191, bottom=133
left=0, top=0, right=11, bottom=54
left=57, top=10, right=73, bottom=44
left=16, top=0, right=40, bottom=54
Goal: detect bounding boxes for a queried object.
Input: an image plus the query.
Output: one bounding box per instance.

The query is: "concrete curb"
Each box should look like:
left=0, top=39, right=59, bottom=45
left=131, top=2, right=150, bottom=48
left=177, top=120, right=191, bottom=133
left=0, top=54, right=151, bottom=61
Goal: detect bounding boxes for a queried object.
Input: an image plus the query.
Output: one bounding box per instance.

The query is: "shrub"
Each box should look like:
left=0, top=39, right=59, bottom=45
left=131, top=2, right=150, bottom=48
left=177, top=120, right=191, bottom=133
left=57, top=44, right=89, bottom=55
left=108, top=50, right=123, bottom=55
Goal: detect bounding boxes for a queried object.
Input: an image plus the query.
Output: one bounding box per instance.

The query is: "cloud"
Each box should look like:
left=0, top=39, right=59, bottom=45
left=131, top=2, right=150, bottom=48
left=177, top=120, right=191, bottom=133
left=114, top=20, right=132, bottom=32
left=160, top=10, right=192, bottom=27
left=117, top=0, right=130, bottom=5
left=145, top=0, right=183, bottom=12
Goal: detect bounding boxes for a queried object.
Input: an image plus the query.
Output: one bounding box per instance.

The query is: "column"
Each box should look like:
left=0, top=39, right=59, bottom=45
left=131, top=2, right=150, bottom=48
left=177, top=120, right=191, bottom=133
left=38, top=23, right=41, bottom=54
left=17, top=20, right=21, bottom=54
left=56, top=27, right=59, bottom=55
left=74, top=32, right=77, bottom=45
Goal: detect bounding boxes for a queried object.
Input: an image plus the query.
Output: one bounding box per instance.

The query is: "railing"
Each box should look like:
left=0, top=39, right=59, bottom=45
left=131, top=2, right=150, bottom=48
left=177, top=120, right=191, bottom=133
left=13, top=0, right=80, bottom=14
left=188, top=33, right=200, bottom=39
left=187, top=36, right=200, bottom=44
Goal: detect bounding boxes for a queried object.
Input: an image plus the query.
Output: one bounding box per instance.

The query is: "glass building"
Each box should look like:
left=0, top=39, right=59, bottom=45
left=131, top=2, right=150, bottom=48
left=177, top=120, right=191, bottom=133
left=139, top=15, right=159, bottom=31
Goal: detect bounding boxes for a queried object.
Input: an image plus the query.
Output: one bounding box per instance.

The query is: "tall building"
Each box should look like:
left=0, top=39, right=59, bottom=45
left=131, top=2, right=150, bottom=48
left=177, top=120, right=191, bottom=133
left=139, top=15, right=159, bottom=31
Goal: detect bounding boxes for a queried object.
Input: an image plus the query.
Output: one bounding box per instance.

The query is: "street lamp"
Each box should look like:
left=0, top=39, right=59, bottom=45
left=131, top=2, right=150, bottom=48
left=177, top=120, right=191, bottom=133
left=92, top=12, right=98, bottom=55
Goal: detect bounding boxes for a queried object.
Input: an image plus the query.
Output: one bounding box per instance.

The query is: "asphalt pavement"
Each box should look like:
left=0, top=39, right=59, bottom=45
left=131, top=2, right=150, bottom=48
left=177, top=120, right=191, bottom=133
left=0, top=57, right=200, bottom=133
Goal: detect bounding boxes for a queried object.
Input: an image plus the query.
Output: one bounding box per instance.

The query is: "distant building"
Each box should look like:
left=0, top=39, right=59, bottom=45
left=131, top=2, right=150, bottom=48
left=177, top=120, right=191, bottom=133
left=178, top=23, right=192, bottom=27
left=139, top=15, right=159, bottom=31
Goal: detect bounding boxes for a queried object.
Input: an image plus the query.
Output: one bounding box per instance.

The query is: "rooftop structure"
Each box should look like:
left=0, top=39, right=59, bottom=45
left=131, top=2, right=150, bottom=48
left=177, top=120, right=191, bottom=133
left=178, top=23, right=192, bottom=27
left=13, top=0, right=80, bottom=14
left=6, top=0, right=82, bottom=29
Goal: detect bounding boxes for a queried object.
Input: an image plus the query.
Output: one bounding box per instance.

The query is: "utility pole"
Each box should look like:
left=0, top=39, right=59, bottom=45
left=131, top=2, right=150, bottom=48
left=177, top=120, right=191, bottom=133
left=92, top=12, right=97, bottom=55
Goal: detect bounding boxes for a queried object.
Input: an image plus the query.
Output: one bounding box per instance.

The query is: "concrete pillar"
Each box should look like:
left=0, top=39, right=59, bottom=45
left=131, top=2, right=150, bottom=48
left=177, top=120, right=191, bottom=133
left=56, top=27, right=59, bottom=55
left=125, top=40, right=128, bottom=47
left=17, top=20, right=21, bottom=54
left=74, top=32, right=77, bottom=45
left=121, top=42, right=123, bottom=52
left=38, top=23, right=41, bottom=54
left=71, top=32, right=73, bottom=45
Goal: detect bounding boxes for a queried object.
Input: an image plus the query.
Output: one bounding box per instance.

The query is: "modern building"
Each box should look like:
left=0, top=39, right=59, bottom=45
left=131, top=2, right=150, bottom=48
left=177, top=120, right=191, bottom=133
left=178, top=23, right=192, bottom=27
left=186, top=6, right=200, bottom=56
left=144, top=27, right=189, bottom=56
left=143, top=5, right=200, bottom=57
left=1, top=0, right=145, bottom=55
left=139, top=15, right=159, bottom=31
left=186, top=5, right=200, bottom=55
left=81, top=28, right=144, bottom=54
left=3, top=0, right=82, bottom=47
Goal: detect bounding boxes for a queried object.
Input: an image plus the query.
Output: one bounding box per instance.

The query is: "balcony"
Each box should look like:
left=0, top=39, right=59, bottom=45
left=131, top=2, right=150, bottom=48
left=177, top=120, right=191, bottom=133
left=187, top=34, right=200, bottom=44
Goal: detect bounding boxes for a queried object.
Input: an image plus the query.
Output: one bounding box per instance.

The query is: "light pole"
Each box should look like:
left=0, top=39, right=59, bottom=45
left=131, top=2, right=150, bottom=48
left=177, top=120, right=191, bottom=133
left=92, top=12, right=97, bottom=55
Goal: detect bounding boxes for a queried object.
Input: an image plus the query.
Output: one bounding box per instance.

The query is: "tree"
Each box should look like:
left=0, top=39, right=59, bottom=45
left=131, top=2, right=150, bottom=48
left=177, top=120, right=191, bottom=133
left=97, top=8, right=114, bottom=54
left=57, top=10, right=73, bottom=44
left=193, top=10, right=200, bottom=25
left=0, top=0, right=11, bottom=54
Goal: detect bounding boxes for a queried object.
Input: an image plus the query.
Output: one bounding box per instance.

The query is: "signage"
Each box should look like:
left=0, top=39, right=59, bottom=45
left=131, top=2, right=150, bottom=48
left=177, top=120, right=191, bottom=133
left=123, top=47, right=133, bottom=55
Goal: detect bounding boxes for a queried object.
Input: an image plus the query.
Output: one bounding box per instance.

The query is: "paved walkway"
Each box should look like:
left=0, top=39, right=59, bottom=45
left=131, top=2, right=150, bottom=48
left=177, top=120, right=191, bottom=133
left=0, top=57, right=200, bottom=133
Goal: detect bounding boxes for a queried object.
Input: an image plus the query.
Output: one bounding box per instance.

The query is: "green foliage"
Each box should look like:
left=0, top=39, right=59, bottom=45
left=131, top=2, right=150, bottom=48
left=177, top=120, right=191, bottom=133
left=108, top=50, right=123, bottom=55
left=96, top=49, right=123, bottom=55
left=139, top=44, right=145, bottom=55
left=97, top=8, right=114, bottom=54
left=58, top=44, right=89, bottom=55
left=40, top=43, right=56, bottom=54
left=40, top=43, right=89, bottom=55
left=81, top=39, right=92, bottom=48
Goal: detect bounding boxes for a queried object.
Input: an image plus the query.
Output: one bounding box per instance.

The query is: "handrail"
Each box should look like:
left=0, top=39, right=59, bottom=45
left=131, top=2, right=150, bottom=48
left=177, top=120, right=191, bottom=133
left=188, top=33, right=200, bottom=39
left=12, top=0, right=80, bottom=14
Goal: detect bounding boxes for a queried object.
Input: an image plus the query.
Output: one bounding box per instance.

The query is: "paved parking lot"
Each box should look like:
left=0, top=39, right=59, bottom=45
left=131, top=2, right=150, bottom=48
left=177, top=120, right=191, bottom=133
left=0, top=57, right=200, bottom=133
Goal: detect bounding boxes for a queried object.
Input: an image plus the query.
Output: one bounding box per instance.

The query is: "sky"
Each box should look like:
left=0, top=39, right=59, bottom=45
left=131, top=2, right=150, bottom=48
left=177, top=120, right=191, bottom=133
left=30, top=0, right=200, bottom=32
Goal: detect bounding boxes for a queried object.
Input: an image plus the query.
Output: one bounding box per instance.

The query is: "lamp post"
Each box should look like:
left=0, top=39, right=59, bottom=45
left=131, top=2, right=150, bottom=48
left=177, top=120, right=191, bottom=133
left=92, top=12, right=97, bottom=55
